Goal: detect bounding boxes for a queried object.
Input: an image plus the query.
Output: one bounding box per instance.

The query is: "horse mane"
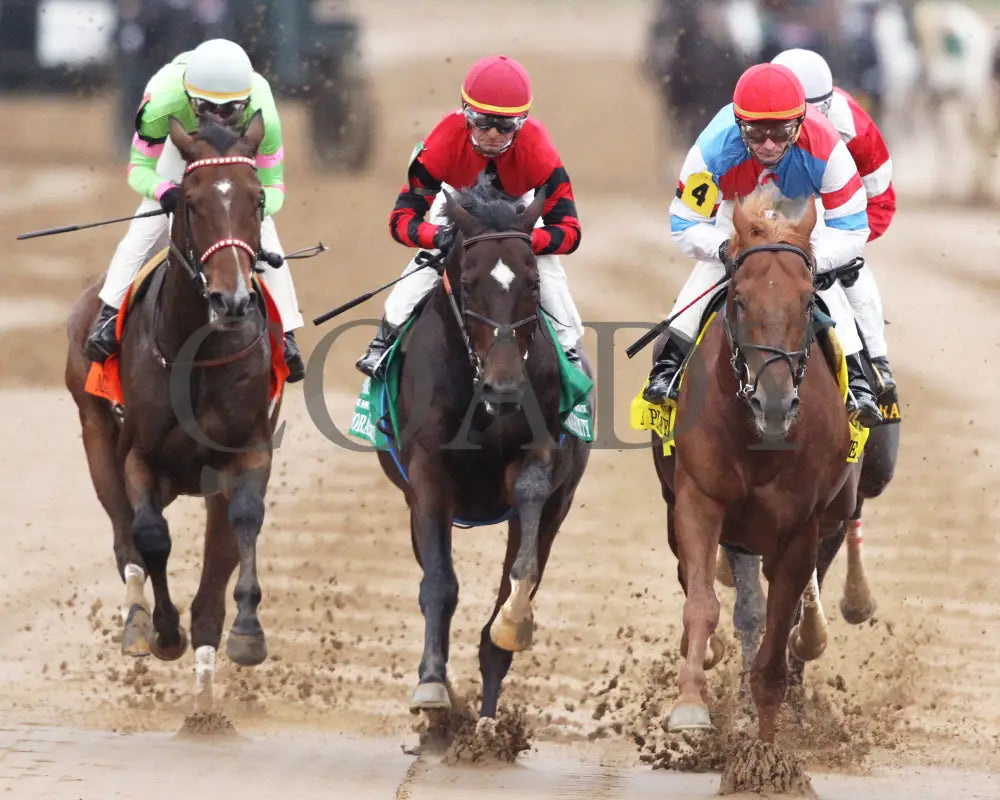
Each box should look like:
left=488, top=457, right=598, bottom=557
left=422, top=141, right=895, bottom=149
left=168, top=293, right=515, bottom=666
left=451, top=173, right=522, bottom=231
left=195, top=118, right=241, bottom=156
left=734, top=193, right=812, bottom=253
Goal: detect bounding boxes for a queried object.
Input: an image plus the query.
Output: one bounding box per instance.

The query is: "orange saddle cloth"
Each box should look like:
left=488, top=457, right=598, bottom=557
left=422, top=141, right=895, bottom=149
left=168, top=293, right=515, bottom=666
left=85, top=257, right=289, bottom=406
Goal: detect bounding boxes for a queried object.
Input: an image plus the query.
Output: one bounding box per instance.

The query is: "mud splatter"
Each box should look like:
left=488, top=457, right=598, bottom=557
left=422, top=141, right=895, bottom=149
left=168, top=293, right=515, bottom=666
left=176, top=711, right=240, bottom=739
left=720, top=736, right=816, bottom=797
left=410, top=695, right=533, bottom=764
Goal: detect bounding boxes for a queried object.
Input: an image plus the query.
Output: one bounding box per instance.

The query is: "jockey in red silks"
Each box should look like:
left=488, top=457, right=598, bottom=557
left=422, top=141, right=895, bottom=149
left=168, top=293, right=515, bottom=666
left=772, top=47, right=898, bottom=407
left=643, top=62, right=884, bottom=427
left=356, top=55, right=584, bottom=380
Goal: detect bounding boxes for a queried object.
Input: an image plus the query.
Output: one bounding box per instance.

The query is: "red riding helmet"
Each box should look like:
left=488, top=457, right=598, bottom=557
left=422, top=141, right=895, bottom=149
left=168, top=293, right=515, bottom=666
left=733, top=63, right=806, bottom=122
left=461, top=55, right=532, bottom=117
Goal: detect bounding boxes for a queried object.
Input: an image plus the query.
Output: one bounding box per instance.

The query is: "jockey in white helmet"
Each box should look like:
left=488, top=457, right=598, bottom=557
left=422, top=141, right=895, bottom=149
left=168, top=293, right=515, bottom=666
left=85, top=39, right=306, bottom=382
left=772, top=48, right=898, bottom=412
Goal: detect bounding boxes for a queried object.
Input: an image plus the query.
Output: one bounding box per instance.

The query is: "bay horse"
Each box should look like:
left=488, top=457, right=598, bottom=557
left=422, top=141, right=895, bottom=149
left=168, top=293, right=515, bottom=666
left=65, top=113, right=282, bottom=712
left=650, top=194, right=861, bottom=742
left=377, top=178, right=592, bottom=725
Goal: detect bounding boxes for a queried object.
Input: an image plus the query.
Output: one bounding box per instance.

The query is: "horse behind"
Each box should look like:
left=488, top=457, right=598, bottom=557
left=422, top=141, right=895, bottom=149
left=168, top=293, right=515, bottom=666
left=651, top=195, right=861, bottom=742
left=376, top=178, right=592, bottom=726
left=65, top=114, right=281, bottom=712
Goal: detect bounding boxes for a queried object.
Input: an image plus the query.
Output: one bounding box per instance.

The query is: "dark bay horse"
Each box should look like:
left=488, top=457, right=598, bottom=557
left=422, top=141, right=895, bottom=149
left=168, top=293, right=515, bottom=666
left=65, top=113, right=281, bottom=712
left=377, top=178, right=592, bottom=727
left=651, top=195, right=861, bottom=742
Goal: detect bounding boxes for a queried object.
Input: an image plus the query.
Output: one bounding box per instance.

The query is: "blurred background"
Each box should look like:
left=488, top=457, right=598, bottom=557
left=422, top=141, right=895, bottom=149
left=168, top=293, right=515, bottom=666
left=1, top=2, right=999, bottom=786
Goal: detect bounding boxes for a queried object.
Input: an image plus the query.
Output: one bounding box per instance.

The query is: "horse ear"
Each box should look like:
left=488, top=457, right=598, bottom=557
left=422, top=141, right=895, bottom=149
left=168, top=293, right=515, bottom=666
left=795, top=195, right=818, bottom=238
left=443, top=189, right=477, bottom=235
left=243, top=109, right=265, bottom=155
left=518, top=188, right=546, bottom=233
left=731, top=194, right=750, bottom=240
left=168, top=116, right=196, bottom=159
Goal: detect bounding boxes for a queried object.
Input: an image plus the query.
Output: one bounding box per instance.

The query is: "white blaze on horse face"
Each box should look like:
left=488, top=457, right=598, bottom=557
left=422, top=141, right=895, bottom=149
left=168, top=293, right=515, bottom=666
left=491, top=259, right=516, bottom=292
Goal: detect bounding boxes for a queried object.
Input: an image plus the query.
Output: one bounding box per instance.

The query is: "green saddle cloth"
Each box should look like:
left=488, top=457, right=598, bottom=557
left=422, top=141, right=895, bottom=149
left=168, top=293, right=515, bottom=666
left=348, top=312, right=594, bottom=449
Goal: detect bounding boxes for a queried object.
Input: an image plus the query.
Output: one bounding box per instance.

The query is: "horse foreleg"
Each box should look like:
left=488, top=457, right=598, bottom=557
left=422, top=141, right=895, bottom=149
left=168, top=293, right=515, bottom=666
left=752, top=526, right=818, bottom=743
left=788, top=568, right=829, bottom=662
left=480, top=494, right=563, bottom=719
left=490, top=460, right=552, bottom=653
left=406, top=448, right=459, bottom=714
left=190, top=495, right=240, bottom=711
left=75, top=400, right=150, bottom=655
left=225, top=468, right=268, bottom=667
left=124, top=449, right=186, bottom=661
left=727, top=549, right=765, bottom=686
left=789, top=522, right=845, bottom=687
left=668, top=481, right=723, bottom=732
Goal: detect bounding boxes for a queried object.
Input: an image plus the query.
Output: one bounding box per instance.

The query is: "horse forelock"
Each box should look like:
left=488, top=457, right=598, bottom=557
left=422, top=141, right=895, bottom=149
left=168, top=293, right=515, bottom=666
left=194, top=118, right=242, bottom=156
left=450, top=174, right=522, bottom=233
left=733, top=194, right=812, bottom=256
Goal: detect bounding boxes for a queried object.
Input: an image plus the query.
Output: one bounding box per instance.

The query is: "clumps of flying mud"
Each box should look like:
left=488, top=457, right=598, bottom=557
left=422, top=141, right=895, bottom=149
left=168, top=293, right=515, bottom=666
left=176, top=711, right=241, bottom=740
left=584, top=617, right=927, bottom=776
left=411, top=691, right=533, bottom=764
left=720, top=736, right=815, bottom=797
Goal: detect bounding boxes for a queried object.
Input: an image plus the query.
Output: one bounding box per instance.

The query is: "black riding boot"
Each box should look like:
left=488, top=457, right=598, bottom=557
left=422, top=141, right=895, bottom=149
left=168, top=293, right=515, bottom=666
left=283, top=331, right=305, bottom=383
left=642, top=337, right=690, bottom=404
left=355, top=318, right=401, bottom=380
left=846, top=353, right=883, bottom=428
left=84, top=302, right=120, bottom=363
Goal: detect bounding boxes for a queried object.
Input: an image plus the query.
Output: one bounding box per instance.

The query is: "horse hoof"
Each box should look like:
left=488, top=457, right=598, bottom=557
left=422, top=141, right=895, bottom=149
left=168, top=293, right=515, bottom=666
left=679, top=631, right=726, bottom=669
left=226, top=631, right=267, bottom=666
left=489, top=614, right=533, bottom=652
left=788, top=625, right=827, bottom=662
left=839, top=595, right=876, bottom=625
left=121, top=604, right=152, bottom=657
left=409, top=681, right=451, bottom=714
left=149, top=626, right=189, bottom=662
left=667, top=702, right=713, bottom=732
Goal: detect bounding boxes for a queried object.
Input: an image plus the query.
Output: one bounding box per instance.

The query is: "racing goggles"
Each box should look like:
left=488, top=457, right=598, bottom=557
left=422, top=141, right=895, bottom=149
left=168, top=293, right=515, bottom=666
left=463, top=107, right=527, bottom=135
left=738, top=119, right=801, bottom=145
left=191, top=98, right=248, bottom=124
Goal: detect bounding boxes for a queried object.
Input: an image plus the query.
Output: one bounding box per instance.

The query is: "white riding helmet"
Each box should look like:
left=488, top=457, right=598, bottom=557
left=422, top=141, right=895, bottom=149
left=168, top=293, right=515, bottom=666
left=771, top=48, right=834, bottom=106
left=184, top=39, right=254, bottom=103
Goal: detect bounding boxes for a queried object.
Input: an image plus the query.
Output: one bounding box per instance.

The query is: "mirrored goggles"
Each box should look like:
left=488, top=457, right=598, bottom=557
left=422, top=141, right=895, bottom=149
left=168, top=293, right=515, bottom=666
left=191, top=98, right=248, bottom=123
left=738, top=119, right=800, bottom=145
left=463, top=107, right=526, bottom=135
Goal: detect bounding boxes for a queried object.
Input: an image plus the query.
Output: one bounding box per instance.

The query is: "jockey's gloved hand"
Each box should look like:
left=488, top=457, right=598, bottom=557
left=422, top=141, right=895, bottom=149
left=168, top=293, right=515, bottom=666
left=813, top=268, right=837, bottom=291
left=837, top=264, right=862, bottom=288
left=159, top=186, right=181, bottom=214
left=718, top=239, right=734, bottom=275
left=433, top=224, right=456, bottom=254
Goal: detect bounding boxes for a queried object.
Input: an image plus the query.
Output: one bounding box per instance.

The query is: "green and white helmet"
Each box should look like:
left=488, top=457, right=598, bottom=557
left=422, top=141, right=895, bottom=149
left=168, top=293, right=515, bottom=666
left=184, top=39, right=254, bottom=103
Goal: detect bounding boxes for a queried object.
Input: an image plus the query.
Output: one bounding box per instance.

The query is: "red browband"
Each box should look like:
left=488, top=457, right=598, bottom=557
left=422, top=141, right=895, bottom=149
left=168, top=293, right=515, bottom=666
left=199, top=238, right=258, bottom=264
left=185, top=156, right=256, bottom=174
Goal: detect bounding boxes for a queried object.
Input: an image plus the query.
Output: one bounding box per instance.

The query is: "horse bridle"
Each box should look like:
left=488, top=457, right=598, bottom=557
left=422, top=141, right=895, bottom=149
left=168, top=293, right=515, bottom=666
left=167, top=156, right=264, bottom=294
left=155, top=155, right=267, bottom=369
left=723, top=243, right=816, bottom=403
left=442, top=230, right=538, bottom=385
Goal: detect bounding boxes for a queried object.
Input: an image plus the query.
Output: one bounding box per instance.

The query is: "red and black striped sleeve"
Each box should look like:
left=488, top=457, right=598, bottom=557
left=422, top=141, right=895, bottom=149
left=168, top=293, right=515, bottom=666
left=389, top=154, right=443, bottom=249
left=530, top=165, right=581, bottom=255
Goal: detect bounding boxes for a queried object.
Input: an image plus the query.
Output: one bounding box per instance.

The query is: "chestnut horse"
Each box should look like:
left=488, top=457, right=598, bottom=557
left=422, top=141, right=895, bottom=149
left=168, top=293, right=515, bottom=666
left=65, top=114, right=282, bottom=712
left=651, top=195, right=861, bottom=742
left=377, top=178, right=592, bottom=725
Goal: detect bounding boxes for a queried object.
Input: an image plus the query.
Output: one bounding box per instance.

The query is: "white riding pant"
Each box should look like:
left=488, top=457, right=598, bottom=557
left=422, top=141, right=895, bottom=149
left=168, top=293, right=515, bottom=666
left=382, top=184, right=584, bottom=351
left=842, top=264, right=887, bottom=358
left=98, top=139, right=303, bottom=332
left=666, top=259, right=863, bottom=356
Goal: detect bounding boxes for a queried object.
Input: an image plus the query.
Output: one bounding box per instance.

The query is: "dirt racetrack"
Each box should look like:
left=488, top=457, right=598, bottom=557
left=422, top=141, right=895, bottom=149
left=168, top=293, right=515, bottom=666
left=1, top=1, right=998, bottom=797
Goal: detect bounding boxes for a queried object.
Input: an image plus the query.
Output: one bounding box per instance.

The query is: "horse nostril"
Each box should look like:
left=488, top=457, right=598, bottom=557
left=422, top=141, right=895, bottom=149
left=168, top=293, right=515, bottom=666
left=208, top=291, right=228, bottom=315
